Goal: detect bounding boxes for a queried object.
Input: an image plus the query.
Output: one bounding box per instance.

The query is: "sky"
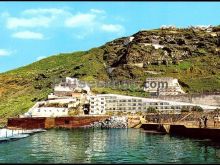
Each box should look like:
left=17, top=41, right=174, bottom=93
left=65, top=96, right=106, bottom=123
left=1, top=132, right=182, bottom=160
left=1, top=2, right=220, bottom=73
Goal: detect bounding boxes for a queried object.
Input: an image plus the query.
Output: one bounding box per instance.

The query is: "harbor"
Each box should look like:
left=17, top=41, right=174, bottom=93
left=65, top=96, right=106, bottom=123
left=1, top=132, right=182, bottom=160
left=5, top=111, right=220, bottom=141
left=0, top=128, right=220, bottom=163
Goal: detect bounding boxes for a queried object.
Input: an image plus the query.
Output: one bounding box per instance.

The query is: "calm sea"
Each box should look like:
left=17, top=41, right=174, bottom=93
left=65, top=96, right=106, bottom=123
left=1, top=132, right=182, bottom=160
left=0, top=128, right=220, bottom=164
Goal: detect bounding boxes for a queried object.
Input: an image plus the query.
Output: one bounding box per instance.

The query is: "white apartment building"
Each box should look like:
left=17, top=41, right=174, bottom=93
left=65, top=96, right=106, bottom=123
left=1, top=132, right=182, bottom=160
left=89, top=96, right=106, bottom=115
left=54, top=77, right=91, bottom=96
left=27, top=107, right=68, bottom=117
left=144, top=77, right=185, bottom=96
left=22, top=98, right=79, bottom=118
left=89, top=94, right=220, bottom=115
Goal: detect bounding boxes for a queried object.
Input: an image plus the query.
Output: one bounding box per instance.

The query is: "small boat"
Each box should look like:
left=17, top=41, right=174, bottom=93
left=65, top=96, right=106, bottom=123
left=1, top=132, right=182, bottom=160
left=32, top=129, right=47, bottom=133
left=0, top=137, right=10, bottom=142
left=22, top=130, right=35, bottom=134
left=10, top=134, right=29, bottom=139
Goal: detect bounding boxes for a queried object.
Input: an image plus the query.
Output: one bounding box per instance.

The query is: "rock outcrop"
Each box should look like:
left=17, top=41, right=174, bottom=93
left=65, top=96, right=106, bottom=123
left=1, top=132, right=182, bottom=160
left=83, top=116, right=128, bottom=128
left=102, top=27, right=220, bottom=80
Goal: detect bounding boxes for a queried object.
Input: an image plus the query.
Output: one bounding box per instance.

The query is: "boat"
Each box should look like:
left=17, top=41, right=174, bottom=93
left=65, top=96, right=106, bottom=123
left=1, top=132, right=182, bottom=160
left=0, top=137, right=11, bottom=142
left=10, top=134, right=29, bottom=139
left=31, top=129, right=47, bottom=133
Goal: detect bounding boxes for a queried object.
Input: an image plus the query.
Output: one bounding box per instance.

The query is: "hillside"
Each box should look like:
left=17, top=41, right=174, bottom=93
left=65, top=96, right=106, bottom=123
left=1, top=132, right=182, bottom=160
left=0, top=26, right=220, bottom=125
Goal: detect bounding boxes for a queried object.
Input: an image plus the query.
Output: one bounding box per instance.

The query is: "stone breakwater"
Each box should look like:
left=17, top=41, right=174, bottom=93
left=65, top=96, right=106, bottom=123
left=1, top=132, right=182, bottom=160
left=83, top=116, right=128, bottom=128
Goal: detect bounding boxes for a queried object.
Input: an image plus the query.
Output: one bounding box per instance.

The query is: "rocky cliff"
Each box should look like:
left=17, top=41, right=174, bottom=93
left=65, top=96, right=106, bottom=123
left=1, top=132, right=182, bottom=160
left=0, top=26, right=220, bottom=124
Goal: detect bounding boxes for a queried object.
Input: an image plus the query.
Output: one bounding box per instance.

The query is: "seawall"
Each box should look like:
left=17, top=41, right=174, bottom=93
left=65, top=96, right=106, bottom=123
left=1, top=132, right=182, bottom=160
left=141, top=123, right=220, bottom=140
left=7, top=116, right=110, bottom=129
left=169, top=125, right=220, bottom=140
left=140, top=123, right=168, bottom=133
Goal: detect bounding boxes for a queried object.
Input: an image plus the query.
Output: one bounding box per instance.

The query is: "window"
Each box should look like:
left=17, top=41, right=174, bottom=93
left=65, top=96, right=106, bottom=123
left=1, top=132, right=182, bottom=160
left=91, top=106, right=94, bottom=108
left=101, top=102, right=104, bottom=104
left=65, top=120, right=70, bottom=124
left=38, top=109, right=40, bottom=112
left=63, top=110, right=65, bottom=112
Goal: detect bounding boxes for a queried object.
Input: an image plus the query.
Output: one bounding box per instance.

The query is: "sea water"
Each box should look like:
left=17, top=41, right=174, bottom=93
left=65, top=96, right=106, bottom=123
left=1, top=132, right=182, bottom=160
left=0, top=128, right=220, bottom=163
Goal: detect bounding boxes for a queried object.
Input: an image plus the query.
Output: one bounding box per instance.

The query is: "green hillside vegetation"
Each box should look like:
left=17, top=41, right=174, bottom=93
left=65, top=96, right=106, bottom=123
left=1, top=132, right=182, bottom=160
left=0, top=49, right=109, bottom=125
left=0, top=27, right=220, bottom=126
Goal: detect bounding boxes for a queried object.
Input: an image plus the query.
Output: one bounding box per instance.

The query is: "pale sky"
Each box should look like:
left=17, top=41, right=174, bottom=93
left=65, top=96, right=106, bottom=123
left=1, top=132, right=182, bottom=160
left=1, top=2, right=220, bottom=73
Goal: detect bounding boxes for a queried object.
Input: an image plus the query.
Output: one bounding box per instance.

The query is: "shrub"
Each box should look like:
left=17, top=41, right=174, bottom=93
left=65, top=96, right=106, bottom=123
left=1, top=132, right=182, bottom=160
left=116, top=111, right=124, bottom=116
left=214, top=108, right=220, bottom=113
left=106, top=111, right=114, bottom=116
left=68, top=109, right=80, bottom=116
left=181, top=106, right=190, bottom=113
left=191, top=106, right=204, bottom=112
left=147, top=107, right=157, bottom=113
left=136, top=111, right=143, bottom=116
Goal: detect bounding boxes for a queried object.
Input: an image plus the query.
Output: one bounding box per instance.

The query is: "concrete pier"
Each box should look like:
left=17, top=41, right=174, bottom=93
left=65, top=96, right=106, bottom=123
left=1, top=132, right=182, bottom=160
left=141, top=123, right=220, bottom=140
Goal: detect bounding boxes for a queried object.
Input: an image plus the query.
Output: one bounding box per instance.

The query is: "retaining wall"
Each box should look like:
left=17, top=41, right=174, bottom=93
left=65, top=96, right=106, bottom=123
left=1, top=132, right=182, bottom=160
left=7, top=117, right=46, bottom=129
left=7, top=116, right=110, bottom=129
left=141, top=123, right=220, bottom=140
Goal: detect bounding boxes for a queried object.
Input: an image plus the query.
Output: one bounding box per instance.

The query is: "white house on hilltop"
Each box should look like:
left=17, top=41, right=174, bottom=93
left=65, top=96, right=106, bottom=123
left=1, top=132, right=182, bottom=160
left=144, top=77, right=185, bottom=96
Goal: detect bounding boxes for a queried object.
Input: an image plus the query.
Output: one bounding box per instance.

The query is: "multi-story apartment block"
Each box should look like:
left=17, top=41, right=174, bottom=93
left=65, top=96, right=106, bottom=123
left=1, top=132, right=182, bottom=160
left=89, top=94, right=219, bottom=115
left=89, top=96, right=106, bottom=115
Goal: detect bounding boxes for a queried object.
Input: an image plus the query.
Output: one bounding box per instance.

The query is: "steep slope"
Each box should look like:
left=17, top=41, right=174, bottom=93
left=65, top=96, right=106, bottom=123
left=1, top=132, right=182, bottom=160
left=0, top=49, right=109, bottom=124
left=0, top=27, right=220, bottom=125
left=102, top=27, right=220, bottom=92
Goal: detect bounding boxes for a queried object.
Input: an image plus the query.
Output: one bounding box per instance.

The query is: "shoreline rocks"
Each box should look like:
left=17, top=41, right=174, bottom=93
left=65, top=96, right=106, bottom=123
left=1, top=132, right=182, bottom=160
left=83, top=116, right=128, bottom=128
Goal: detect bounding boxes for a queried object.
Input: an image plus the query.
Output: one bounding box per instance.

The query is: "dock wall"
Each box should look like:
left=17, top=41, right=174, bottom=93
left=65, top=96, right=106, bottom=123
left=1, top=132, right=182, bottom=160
left=141, top=123, right=220, bottom=140
left=7, top=116, right=110, bottom=129
left=7, top=117, right=46, bottom=129
left=140, top=123, right=167, bottom=133
left=169, top=125, right=220, bottom=139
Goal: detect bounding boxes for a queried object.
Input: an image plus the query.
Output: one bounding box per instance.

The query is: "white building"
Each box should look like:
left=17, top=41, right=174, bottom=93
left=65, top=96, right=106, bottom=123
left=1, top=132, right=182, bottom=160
left=89, top=95, right=106, bottom=115
left=22, top=77, right=91, bottom=118
left=189, top=25, right=213, bottom=32
left=54, top=77, right=91, bottom=96
left=27, top=107, right=68, bottom=117
left=22, top=98, right=78, bottom=118
left=160, top=25, right=176, bottom=30
left=124, top=36, right=135, bottom=45
left=144, top=77, right=185, bottom=96
left=89, top=94, right=220, bottom=115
